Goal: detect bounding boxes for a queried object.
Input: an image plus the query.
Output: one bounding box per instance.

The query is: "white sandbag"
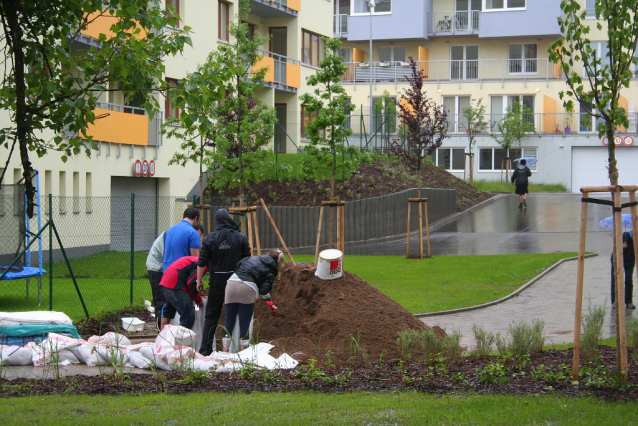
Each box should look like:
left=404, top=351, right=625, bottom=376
left=169, top=297, right=207, bottom=350
left=39, top=335, right=81, bottom=365
left=139, top=346, right=173, bottom=371
left=77, top=343, right=108, bottom=367
left=273, top=353, right=299, bottom=370
left=94, top=344, right=128, bottom=367
left=154, top=325, right=197, bottom=355
left=0, top=311, right=72, bottom=326
left=165, top=346, right=197, bottom=369
left=88, top=332, right=131, bottom=348
left=127, top=351, right=155, bottom=369
left=1, top=345, right=33, bottom=366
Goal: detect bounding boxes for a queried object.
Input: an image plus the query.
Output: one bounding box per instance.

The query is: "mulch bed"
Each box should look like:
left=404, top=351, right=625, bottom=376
left=1, top=347, right=636, bottom=400
left=207, top=159, right=493, bottom=212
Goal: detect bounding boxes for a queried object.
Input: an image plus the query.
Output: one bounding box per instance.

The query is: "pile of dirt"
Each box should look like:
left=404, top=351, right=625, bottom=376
left=246, top=263, right=443, bottom=366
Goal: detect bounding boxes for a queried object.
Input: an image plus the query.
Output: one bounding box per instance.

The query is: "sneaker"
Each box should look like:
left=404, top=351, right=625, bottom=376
left=523, top=199, right=527, bottom=206
left=518, top=203, right=523, bottom=208
left=627, top=303, right=636, bottom=309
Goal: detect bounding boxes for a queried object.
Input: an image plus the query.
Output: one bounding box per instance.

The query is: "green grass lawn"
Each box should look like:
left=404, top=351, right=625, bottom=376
left=470, top=179, right=567, bottom=193
left=1, top=392, right=634, bottom=425
left=289, top=253, right=577, bottom=314
left=1, top=251, right=576, bottom=319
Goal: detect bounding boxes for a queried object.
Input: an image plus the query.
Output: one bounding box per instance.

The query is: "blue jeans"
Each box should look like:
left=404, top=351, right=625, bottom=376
left=161, top=287, right=195, bottom=330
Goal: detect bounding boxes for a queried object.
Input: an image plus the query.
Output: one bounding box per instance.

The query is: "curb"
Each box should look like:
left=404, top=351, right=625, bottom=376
left=414, top=253, right=598, bottom=318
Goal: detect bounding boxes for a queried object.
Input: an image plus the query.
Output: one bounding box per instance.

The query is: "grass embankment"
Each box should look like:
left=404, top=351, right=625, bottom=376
left=470, top=179, right=568, bottom=193
left=1, top=393, right=634, bottom=425
left=0, top=252, right=576, bottom=318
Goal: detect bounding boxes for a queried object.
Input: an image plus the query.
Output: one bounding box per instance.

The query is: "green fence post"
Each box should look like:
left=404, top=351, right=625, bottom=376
left=49, top=193, right=53, bottom=311
left=130, top=193, right=135, bottom=305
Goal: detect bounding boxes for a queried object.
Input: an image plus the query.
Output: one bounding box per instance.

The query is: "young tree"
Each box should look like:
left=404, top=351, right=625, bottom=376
left=394, top=57, right=448, bottom=196
left=0, top=0, right=192, bottom=216
left=461, top=98, right=487, bottom=181
left=549, top=0, right=638, bottom=186
left=490, top=101, right=534, bottom=180
left=299, top=38, right=356, bottom=201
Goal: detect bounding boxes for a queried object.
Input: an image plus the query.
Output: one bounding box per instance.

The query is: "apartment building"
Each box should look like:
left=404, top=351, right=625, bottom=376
left=334, top=0, right=638, bottom=192
left=0, top=0, right=332, bottom=201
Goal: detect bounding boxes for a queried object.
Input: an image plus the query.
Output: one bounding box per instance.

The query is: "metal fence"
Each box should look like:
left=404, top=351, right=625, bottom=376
left=0, top=188, right=456, bottom=319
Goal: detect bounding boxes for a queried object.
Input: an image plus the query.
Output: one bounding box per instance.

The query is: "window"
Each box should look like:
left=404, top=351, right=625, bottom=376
left=585, top=0, right=596, bottom=17
left=578, top=100, right=604, bottom=133
left=59, top=171, right=66, bottom=213
left=245, top=22, right=256, bottom=41
left=302, top=30, right=326, bottom=67
left=584, top=42, right=610, bottom=77
left=478, top=147, right=537, bottom=171
left=484, top=0, right=525, bottom=11
left=165, top=78, right=180, bottom=120
left=219, top=1, right=229, bottom=41
left=490, top=95, right=534, bottom=130
left=443, top=96, right=471, bottom=133
left=378, top=46, right=406, bottom=63
left=337, top=48, right=352, bottom=62
left=301, top=106, right=325, bottom=140
left=433, top=148, right=466, bottom=171
left=353, top=0, right=391, bottom=14
left=450, top=45, right=478, bottom=80
left=166, top=0, right=180, bottom=27
left=509, top=43, right=537, bottom=74
left=85, top=172, right=92, bottom=212
left=372, top=96, right=397, bottom=134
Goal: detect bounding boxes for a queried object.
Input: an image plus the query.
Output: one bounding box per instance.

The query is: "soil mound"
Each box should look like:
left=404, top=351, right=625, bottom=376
left=250, top=263, right=442, bottom=366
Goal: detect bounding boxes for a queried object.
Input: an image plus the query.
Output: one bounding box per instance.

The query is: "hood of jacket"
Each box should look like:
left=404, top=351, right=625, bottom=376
left=259, top=254, right=278, bottom=272
left=215, top=209, right=239, bottom=231
left=517, top=165, right=527, bottom=170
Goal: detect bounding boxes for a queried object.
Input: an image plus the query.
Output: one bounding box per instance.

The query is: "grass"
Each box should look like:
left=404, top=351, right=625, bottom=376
left=289, top=253, right=577, bottom=313
left=2, top=251, right=575, bottom=319
left=266, top=152, right=357, bottom=181
left=470, top=179, right=567, bottom=193
left=0, top=392, right=635, bottom=425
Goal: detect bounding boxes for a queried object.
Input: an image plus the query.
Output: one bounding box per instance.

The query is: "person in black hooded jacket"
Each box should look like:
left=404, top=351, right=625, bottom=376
left=196, top=209, right=251, bottom=355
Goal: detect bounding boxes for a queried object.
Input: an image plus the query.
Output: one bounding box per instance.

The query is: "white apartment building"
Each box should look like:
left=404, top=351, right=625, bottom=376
left=334, top=0, right=638, bottom=192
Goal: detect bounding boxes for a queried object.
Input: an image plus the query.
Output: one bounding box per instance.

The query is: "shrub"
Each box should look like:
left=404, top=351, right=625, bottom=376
left=628, top=317, right=638, bottom=365
left=420, top=329, right=443, bottom=364
left=581, top=303, right=606, bottom=362
left=441, top=330, right=465, bottom=365
left=472, top=324, right=496, bottom=357
left=396, top=329, right=421, bottom=362
left=508, top=319, right=545, bottom=357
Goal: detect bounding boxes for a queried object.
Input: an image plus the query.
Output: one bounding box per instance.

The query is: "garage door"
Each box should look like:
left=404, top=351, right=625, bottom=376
left=571, top=147, right=638, bottom=192
left=110, top=177, right=158, bottom=251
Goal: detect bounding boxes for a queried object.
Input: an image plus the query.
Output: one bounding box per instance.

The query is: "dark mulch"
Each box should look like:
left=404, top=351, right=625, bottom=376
left=1, top=347, right=636, bottom=400
left=207, top=159, right=493, bottom=212
left=74, top=307, right=157, bottom=339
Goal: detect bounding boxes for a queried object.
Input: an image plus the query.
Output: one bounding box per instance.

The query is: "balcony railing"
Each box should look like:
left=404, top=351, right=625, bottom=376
left=339, top=59, right=561, bottom=85
left=430, top=10, right=480, bottom=34
left=334, top=14, right=348, bottom=36
left=253, top=49, right=300, bottom=89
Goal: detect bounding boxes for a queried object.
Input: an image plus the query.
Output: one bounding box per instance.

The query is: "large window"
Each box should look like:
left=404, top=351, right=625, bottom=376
left=165, top=78, right=180, bottom=120
left=166, top=0, right=180, bottom=27
left=302, top=30, right=325, bottom=67
left=479, top=147, right=537, bottom=171
left=450, top=45, right=479, bottom=80
left=301, top=106, right=326, bottom=140
left=432, top=148, right=466, bottom=171
left=509, top=43, right=537, bottom=74
left=378, top=46, right=406, bottom=63
left=490, top=95, right=534, bottom=130
left=484, top=0, right=525, bottom=11
left=585, top=0, right=596, bottom=17
left=353, top=0, right=391, bottom=14
left=219, top=1, right=229, bottom=41
left=443, top=96, right=471, bottom=133
left=584, top=42, right=610, bottom=77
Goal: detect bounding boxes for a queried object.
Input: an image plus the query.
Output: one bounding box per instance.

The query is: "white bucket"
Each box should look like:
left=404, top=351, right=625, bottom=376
left=315, top=249, right=343, bottom=280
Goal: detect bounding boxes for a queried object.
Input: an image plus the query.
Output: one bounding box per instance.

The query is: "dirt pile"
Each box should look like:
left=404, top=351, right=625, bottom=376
left=249, top=263, right=442, bottom=366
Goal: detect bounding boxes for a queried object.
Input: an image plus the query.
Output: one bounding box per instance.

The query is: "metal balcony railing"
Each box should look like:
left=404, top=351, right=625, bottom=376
left=334, top=14, right=348, bottom=36
left=255, top=49, right=300, bottom=86
left=430, top=10, right=480, bottom=34
left=338, top=58, right=561, bottom=85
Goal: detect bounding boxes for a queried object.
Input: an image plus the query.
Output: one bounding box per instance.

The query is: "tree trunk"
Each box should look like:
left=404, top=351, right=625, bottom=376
left=607, top=129, right=619, bottom=186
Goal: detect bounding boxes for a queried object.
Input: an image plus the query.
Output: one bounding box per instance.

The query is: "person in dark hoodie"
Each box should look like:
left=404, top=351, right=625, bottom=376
left=511, top=159, right=532, bottom=208
left=196, top=209, right=251, bottom=355
left=223, top=249, right=284, bottom=352
left=611, top=231, right=636, bottom=309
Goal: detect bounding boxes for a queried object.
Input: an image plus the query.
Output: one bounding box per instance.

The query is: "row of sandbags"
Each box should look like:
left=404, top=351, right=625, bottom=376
left=0, top=325, right=298, bottom=372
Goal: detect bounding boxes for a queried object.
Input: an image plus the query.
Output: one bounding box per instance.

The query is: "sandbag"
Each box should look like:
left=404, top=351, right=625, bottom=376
left=88, top=332, right=131, bottom=347
left=154, top=325, right=196, bottom=356
left=0, top=345, right=33, bottom=366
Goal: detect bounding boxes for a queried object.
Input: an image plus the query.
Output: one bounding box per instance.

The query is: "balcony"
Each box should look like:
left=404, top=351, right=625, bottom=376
left=83, top=101, right=163, bottom=146
left=249, top=0, right=299, bottom=18
left=253, top=50, right=300, bottom=93
left=334, top=14, right=348, bottom=37
left=430, top=10, right=480, bottom=35
left=339, top=58, right=563, bottom=86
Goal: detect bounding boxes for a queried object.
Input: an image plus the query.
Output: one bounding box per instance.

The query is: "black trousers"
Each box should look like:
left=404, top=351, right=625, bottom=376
left=611, top=262, right=635, bottom=305
left=199, top=271, right=233, bottom=354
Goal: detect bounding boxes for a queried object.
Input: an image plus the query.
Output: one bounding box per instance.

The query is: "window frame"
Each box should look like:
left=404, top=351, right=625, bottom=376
left=166, top=0, right=181, bottom=28
left=351, top=0, right=392, bottom=16
left=482, top=0, right=525, bottom=12
left=301, top=105, right=326, bottom=140
left=301, top=29, right=326, bottom=67
left=508, top=43, right=538, bottom=75
left=219, top=1, right=230, bottom=42
left=378, top=46, right=406, bottom=64
left=433, top=147, right=467, bottom=171
left=478, top=147, right=537, bottom=171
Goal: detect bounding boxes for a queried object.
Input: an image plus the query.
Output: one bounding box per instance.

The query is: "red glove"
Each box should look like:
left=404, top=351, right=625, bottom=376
left=265, top=300, right=280, bottom=316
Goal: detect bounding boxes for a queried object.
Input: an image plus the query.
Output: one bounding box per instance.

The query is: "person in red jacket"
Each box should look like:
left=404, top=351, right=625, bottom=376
left=159, top=256, right=207, bottom=330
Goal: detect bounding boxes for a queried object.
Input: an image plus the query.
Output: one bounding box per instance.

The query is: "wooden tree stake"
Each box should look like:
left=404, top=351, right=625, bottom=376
left=259, top=198, right=296, bottom=265
left=572, top=192, right=588, bottom=381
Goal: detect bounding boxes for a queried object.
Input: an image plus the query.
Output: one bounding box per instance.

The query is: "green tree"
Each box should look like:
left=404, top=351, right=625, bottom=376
left=0, top=0, right=192, bottom=216
left=461, top=97, right=487, bottom=181
left=549, top=0, right=638, bottom=186
left=299, top=38, right=356, bottom=201
left=490, top=101, right=534, bottom=180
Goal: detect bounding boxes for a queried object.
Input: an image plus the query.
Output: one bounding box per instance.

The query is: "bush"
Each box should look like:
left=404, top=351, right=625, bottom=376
left=472, top=324, right=496, bottom=357
left=628, top=317, right=638, bottom=365
left=494, top=319, right=545, bottom=358
left=420, top=329, right=443, bottom=364
left=441, top=330, right=465, bottom=365
left=581, top=303, right=606, bottom=362
left=396, top=329, right=421, bottom=362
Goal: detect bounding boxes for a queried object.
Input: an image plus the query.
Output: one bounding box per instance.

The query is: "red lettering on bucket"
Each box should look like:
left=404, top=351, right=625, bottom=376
left=330, top=260, right=339, bottom=270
